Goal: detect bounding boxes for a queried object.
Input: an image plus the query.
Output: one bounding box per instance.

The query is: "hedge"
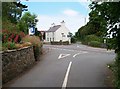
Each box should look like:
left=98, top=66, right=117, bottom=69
left=89, top=41, right=101, bottom=47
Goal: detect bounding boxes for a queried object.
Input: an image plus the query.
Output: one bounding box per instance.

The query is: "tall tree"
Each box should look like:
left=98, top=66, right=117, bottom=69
left=17, top=12, right=38, bottom=34
left=2, top=1, right=27, bottom=24
left=89, top=2, right=120, bottom=88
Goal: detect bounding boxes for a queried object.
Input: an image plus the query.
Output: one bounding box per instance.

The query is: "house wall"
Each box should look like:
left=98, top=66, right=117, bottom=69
left=55, top=25, right=71, bottom=43
left=44, top=23, right=71, bottom=44
left=45, top=32, right=55, bottom=42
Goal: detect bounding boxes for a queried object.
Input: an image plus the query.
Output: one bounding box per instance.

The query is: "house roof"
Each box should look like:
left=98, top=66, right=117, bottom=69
left=47, top=25, right=61, bottom=32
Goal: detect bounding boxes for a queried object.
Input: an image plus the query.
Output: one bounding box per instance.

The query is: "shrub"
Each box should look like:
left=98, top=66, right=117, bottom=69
left=71, top=37, right=77, bottom=43
left=108, top=54, right=120, bottom=88
left=51, top=41, right=61, bottom=45
left=33, top=46, right=40, bottom=60
left=2, top=33, right=9, bottom=43
left=51, top=41, right=69, bottom=45
left=2, top=29, right=25, bottom=43
left=15, top=42, right=32, bottom=49
left=19, top=32, right=25, bottom=38
left=0, top=42, right=2, bottom=51
left=22, top=35, right=42, bottom=47
left=22, top=35, right=42, bottom=61
left=81, top=41, right=88, bottom=45
left=84, top=35, right=102, bottom=43
left=2, top=42, right=16, bottom=50
left=14, top=35, right=19, bottom=43
left=89, top=41, right=101, bottom=47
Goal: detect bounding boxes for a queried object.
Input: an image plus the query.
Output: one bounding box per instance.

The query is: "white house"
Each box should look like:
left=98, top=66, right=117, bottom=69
left=45, top=20, right=71, bottom=44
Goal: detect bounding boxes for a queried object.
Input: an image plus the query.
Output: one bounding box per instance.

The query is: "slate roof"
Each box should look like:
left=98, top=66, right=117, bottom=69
left=47, top=25, right=61, bottom=32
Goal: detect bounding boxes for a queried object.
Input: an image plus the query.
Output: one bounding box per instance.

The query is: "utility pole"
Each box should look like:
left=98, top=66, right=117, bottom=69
left=84, top=17, right=86, bottom=25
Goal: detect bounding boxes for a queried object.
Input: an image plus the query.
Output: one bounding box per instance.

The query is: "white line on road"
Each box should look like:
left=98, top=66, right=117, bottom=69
left=58, top=54, right=70, bottom=59
left=50, top=47, right=89, bottom=53
left=77, top=45, right=79, bottom=47
left=62, top=61, right=72, bottom=89
left=73, top=51, right=88, bottom=58
left=73, top=53, right=82, bottom=58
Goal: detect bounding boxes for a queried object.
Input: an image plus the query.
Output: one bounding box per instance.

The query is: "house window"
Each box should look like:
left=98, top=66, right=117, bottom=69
left=47, top=38, right=49, bottom=41
left=53, top=32, right=54, bottom=36
left=47, top=33, right=49, bottom=36
left=53, top=38, right=54, bottom=41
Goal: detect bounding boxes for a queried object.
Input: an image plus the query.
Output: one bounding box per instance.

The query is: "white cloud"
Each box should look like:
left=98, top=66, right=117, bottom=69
left=78, top=0, right=91, bottom=10
left=78, top=0, right=88, bottom=2
left=63, top=9, right=79, bottom=16
left=36, top=13, right=89, bottom=35
left=36, top=8, right=89, bottom=35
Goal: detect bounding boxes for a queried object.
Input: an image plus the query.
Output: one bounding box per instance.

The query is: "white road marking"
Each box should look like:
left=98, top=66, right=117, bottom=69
left=50, top=47, right=79, bottom=52
left=73, top=51, right=88, bottom=58
left=73, top=53, right=82, bottom=58
left=82, top=51, right=88, bottom=53
left=62, top=61, right=72, bottom=89
left=77, top=45, right=79, bottom=47
left=58, top=54, right=70, bottom=59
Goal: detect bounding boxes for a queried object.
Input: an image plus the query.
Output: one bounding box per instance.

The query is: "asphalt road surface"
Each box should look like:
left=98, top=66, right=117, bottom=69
left=3, top=43, right=115, bottom=88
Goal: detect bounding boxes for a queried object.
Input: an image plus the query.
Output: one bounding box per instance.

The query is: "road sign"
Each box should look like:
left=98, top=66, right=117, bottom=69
left=29, top=27, right=35, bottom=35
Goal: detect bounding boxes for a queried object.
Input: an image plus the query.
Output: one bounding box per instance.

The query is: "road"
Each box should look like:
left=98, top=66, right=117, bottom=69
left=3, top=43, right=115, bottom=88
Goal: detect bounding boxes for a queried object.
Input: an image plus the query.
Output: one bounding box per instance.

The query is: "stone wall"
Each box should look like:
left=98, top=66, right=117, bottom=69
left=2, top=46, right=35, bottom=84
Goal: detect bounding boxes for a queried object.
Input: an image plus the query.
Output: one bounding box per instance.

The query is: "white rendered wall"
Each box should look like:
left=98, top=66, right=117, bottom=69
left=45, top=32, right=55, bottom=42
left=55, top=25, right=71, bottom=43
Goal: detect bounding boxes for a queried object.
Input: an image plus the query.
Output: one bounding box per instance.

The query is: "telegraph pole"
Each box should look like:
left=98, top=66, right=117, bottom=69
left=84, top=17, right=86, bottom=25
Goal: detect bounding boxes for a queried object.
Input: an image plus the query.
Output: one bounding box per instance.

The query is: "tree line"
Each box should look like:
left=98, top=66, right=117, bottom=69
left=2, top=1, right=40, bottom=35
left=75, top=1, right=120, bottom=88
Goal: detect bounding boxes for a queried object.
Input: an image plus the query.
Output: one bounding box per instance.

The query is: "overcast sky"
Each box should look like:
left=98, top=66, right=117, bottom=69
left=22, top=0, right=91, bottom=34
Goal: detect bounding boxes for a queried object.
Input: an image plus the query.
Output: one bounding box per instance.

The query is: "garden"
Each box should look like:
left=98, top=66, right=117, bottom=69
left=1, top=2, right=42, bottom=60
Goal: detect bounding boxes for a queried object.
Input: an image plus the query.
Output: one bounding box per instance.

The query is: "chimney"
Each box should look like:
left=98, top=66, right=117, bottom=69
left=51, top=23, right=55, bottom=27
left=61, top=20, right=65, bottom=26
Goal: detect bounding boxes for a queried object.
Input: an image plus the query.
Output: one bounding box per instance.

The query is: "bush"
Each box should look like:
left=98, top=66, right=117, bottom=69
left=51, top=41, right=69, bottom=45
left=2, top=19, right=18, bottom=31
left=71, top=37, right=77, bottom=43
left=89, top=41, right=101, bottom=47
left=81, top=41, right=88, bottom=45
left=51, top=41, right=61, bottom=45
left=0, top=42, right=2, bottom=51
left=2, top=42, right=16, bottom=50
left=22, top=35, right=42, bottom=61
left=84, top=35, right=103, bottom=43
left=15, top=42, right=32, bottom=49
left=22, top=35, right=42, bottom=47
left=108, top=54, right=120, bottom=88
left=2, top=30, right=25, bottom=43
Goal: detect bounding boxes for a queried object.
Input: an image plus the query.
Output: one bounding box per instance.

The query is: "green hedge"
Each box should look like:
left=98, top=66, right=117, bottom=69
left=71, top=37, right=77, bottom=43
left=84, top=35, right=103, bottom=43
left=89, top=41, right=101, bottom=47
left=81, top=34, right=103, bottom=48
left=108, top=54, right=120, bottom=89
left=51, top=41, right=69, bottom=45
left=2, top=42, right=16, bottom=50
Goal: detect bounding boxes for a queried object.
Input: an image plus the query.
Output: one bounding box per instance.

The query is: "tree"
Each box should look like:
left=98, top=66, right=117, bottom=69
left=35, top=28, right=42, bottom=40
left=89, top=2, right=120, bottom=88
left=75, top=21, right=104, bottom=41
left=17, top=12, right=38, bottom=34
left=2, top=2, right=28, bottom=24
